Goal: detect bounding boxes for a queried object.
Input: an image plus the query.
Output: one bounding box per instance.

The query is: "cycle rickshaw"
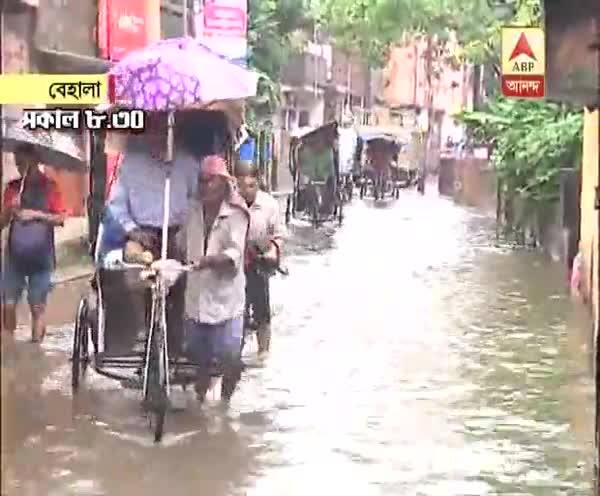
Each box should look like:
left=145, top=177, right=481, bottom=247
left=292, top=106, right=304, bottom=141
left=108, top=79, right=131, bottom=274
left=356, top=130, right=403, bottom=200
left=289, top=122, right=343, bottom=227
left=70, top=38, right=259, bottom=443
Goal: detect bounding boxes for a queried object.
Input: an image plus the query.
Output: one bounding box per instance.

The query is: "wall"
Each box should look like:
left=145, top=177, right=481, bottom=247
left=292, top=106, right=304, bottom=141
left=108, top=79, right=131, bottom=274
left=383, top=37, right=473, bottom=115
left=383, top=45, right=417, bottom=107
left=452, top=158, right=496, bottom=214
left=578, top=110, right=600, bottom=312
left=1, top=10, right=34, bottom=186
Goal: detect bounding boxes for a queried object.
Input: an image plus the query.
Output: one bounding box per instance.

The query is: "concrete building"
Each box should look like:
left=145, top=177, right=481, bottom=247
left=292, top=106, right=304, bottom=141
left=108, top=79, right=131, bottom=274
left=280, top=32, right=372, bottom=130
left=381, top=35, right=475, bottom=170
left=543, top=0, right=600, bottom=325
left=1, top=0, right=110, bottom=216
left=280, top=38, right=330, bottom=129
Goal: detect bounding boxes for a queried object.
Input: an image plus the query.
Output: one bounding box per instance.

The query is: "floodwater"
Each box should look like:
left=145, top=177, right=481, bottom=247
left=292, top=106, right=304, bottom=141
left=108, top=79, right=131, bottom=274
left=1, top=186, right=595, bottom=495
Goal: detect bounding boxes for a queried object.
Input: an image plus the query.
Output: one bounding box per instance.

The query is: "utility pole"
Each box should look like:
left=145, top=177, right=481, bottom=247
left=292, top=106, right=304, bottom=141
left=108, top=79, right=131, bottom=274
left=183, top=0, right=189, bottom=36
left=418, top=34, right=434, bottom=195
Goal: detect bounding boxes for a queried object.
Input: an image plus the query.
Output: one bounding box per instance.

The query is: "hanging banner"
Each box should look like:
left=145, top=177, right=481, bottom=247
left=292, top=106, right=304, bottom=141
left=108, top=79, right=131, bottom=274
left=194, top=0, right=248, bottom=65
left=98, top=0, right=148, bottom=61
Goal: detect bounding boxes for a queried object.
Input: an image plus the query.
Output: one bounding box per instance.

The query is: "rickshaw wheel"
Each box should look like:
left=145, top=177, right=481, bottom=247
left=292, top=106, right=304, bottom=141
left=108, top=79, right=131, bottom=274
left=144, top=308, right=168, bottom=443
left=72, top=298, right=90, bottom=393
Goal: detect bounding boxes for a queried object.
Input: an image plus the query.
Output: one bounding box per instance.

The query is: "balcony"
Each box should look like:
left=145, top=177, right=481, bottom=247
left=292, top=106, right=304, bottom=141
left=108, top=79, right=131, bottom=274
left=281, top=52, right=328, bottom=90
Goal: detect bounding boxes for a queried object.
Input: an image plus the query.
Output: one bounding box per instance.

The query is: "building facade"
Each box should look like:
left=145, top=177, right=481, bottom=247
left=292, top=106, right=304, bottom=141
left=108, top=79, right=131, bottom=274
left=280, top=33, right=372, bottom=130
left=381, top=36, right=475, bottom=170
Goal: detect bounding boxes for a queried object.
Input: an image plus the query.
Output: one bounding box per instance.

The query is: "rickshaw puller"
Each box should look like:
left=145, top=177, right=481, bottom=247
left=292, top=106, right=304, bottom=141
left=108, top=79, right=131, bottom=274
left=235, top=162, right=286, bottom=360
left=182, top=155, right=250, bottom=404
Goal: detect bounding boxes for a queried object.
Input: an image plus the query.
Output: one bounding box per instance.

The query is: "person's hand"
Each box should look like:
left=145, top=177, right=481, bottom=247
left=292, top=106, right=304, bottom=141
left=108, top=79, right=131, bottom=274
left=128, top=228, right=156, bottom=250
left=15, top=209, right=41, bottom=222
left=262, top=243, right=279, bottom=265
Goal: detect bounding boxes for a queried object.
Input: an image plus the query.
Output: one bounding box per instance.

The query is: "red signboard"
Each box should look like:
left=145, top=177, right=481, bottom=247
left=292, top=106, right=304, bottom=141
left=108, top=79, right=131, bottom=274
left=202, top=1, right=247, bottom=38
left=97, top=0, right=147, bottom=61
left=501, top=75, right=545, bottom=98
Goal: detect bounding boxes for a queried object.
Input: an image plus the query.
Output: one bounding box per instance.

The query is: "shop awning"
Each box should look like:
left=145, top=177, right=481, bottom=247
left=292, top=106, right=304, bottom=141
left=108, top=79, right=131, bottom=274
left=35, top=48, right=111, bottom=74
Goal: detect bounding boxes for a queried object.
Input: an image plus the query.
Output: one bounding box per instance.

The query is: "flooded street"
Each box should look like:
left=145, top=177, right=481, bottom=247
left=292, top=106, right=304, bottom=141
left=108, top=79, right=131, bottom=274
left=1, top=187, right=595, bottom=495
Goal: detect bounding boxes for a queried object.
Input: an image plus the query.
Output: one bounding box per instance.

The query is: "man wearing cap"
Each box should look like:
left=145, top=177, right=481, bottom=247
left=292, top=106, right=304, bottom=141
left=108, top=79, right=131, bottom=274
left=182, top=155, right=250, bottom=404
left=235, top=162, right=286, bottom=360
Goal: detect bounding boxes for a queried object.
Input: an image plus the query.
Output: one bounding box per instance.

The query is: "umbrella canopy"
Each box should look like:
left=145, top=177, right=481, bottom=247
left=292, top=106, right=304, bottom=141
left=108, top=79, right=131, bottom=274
left=2, top=121, right=85, bottom=171
left=110, top=37, right=259, bottom=111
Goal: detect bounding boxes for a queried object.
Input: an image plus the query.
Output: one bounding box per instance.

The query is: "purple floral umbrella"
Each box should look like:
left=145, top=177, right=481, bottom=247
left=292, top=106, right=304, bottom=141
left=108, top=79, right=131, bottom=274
left=109, top=37, right=259, bottom=111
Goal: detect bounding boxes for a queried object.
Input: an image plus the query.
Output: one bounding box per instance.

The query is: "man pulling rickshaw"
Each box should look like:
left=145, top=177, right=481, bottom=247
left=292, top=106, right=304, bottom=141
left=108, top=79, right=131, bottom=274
left=69, top=36, right=260, bottom=443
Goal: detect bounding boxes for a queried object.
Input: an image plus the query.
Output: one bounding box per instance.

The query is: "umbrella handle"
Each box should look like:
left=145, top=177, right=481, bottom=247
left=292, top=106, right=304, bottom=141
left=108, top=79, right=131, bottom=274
left=161, top=111, right=176, bottom=261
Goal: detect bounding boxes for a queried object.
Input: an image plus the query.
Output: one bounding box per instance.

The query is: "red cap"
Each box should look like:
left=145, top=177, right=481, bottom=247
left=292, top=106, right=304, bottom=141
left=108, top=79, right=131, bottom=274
left=201, top=155, right=232, bottom=179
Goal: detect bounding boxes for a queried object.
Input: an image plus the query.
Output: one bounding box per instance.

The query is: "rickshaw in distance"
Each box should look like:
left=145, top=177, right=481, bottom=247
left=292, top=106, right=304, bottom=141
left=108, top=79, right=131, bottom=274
left=356, top=130, right=403, bottom=200
left=289, top=121, right=343, bottom=227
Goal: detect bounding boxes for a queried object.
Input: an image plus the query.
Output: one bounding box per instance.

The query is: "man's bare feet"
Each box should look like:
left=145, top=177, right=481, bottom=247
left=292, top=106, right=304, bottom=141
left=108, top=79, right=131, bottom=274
left=31, top=327, right=46, bottom=343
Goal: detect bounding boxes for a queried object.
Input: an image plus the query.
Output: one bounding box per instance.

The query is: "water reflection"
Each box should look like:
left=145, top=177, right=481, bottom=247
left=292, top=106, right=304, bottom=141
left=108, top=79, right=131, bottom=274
left=1, top=188, right=595, bottom=495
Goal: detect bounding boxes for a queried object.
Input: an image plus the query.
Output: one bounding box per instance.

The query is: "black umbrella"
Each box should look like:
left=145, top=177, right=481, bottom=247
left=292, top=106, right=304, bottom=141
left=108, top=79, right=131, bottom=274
left=2, top=120, right=85, bottom=171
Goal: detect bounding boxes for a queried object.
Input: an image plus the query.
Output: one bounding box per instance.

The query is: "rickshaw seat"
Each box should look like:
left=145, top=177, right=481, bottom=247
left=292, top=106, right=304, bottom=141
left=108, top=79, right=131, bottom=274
left=96, top=265, right=186, bottom=358
left=97, top=267, right=148, bottom=356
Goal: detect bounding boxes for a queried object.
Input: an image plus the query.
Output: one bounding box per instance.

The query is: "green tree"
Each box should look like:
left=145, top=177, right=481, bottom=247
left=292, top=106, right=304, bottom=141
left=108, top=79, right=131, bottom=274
left=457, top=98, right=582, bottom=243
left=247, top=0, right=314, bottom=129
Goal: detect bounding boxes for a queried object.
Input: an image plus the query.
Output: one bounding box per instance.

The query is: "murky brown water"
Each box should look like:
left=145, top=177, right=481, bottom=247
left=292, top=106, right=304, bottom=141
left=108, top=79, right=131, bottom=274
left=1, top=187, right=595, bottom=495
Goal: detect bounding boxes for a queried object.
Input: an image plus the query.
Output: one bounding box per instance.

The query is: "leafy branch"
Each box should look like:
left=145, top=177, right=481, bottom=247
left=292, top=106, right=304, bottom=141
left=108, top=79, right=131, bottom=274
left=457, top=98, right=583, bottom=208
left=246, top=0, right=314, bottom=130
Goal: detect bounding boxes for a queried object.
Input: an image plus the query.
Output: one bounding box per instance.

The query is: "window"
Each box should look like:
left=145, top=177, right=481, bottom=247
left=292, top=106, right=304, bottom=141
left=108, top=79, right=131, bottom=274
left=161, top=0, right=192, bottom=38
left=298, top=111, right=310, bottom=127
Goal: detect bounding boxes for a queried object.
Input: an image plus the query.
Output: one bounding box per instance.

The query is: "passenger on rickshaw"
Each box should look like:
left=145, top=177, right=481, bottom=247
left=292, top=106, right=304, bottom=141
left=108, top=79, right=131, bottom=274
left=105, top=115, right=199, bottom=353
left=235, top=162, right=286, bottom=361
left=363, top=145, right=393, bottom=184
left=183, top=155, right=250, bottom=404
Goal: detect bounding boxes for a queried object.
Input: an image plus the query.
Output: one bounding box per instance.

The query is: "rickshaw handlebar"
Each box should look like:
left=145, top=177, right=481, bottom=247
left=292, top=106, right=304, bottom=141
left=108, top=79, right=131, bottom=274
left=117, top=261, right=195, bottom=283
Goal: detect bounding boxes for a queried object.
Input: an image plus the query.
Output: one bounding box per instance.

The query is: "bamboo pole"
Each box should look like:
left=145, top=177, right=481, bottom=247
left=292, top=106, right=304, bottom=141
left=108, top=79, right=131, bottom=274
left=0, top=7, right=5, bottom=333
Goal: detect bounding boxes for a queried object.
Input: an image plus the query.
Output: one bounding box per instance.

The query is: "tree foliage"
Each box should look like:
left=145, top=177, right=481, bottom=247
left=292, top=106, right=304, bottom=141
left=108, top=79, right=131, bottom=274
left=457, top=99, right=583, bottom=206
left=246, top=0, right=313, bottom=129
left=315, top=0, right=541, bottom=68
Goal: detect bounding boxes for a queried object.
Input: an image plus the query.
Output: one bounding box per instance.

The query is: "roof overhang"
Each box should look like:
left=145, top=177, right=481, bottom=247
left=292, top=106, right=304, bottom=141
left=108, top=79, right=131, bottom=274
left=35, top=48, right=111, bottom=74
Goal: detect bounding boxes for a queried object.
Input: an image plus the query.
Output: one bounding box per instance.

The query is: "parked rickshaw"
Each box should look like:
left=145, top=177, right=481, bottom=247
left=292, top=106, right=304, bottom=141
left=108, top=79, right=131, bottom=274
left=71, top=37, right=258, bottom=443
left=289, top=122, right=343, bottom=227
left=337, top=124, right=359, bottom=202
left=356, top=130, right=403, bottom=200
